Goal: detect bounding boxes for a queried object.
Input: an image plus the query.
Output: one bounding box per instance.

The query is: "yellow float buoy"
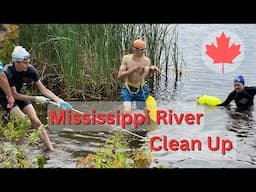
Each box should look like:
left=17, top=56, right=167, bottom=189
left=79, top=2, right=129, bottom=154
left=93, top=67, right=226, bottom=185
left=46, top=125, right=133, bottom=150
left=146, top=96, right=157, bottom=122
left=196, top=95, right=222, bottom=107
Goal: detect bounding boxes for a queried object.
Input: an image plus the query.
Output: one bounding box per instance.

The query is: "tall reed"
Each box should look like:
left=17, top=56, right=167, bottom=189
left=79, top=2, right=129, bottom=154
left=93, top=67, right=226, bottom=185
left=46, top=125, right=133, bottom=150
left=17, top=24, right=180, bottom=100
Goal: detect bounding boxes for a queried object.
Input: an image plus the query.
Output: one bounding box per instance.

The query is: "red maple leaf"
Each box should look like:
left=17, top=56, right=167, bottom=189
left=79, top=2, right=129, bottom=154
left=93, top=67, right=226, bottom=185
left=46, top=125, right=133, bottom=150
left=205, top=32, right=241, bottom=73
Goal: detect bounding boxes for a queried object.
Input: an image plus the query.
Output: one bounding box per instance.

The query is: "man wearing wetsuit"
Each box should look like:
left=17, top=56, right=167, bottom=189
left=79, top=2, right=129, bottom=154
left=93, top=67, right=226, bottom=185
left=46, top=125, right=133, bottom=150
left=217, top=75, right=256, bottom=112
left=0, top=46, right=73, bottom=151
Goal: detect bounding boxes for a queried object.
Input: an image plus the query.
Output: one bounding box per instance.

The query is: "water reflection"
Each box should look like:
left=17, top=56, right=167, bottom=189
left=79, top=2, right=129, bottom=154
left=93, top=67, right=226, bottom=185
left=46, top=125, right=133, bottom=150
left=225, top=107, right=256, bottom=138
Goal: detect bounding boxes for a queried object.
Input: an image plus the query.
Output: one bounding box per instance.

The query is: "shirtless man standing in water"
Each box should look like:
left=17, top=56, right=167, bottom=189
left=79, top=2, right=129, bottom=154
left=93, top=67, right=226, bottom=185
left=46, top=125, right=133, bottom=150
left=118, top=39, right=160, bottom=113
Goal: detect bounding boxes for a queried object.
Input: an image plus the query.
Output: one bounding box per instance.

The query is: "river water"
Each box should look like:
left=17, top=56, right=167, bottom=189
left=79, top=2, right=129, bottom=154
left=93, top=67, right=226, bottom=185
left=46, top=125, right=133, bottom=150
left=40, top=24, right=256, bottom=168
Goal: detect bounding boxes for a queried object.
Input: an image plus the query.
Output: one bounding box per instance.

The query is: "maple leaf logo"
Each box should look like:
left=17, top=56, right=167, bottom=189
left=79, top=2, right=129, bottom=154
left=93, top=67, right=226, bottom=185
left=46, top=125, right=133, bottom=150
left=205, top=32, right=241, bottom=73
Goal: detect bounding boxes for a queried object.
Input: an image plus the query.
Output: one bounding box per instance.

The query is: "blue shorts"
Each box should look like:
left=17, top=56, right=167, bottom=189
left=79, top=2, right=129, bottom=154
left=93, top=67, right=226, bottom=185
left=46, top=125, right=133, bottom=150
left=121, top=84, right=149, bottom=110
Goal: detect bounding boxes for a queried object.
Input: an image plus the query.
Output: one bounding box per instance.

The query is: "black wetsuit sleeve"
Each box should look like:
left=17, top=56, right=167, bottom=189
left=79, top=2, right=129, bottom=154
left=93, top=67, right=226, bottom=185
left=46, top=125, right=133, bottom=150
left=217, top=91, right=236, bottom=106
left=250, top=87, right=256, bottom=95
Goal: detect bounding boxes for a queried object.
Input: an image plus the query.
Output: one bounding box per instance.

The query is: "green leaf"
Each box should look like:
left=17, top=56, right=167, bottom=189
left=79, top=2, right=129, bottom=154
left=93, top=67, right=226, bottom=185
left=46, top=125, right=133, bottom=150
left=37, top=155, right=45, bottom=168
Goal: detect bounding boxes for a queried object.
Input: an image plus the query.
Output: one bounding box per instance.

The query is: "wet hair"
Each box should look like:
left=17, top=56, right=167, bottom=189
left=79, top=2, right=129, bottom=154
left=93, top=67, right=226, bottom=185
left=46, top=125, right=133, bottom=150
left=0, top=24, right=8, bottom=33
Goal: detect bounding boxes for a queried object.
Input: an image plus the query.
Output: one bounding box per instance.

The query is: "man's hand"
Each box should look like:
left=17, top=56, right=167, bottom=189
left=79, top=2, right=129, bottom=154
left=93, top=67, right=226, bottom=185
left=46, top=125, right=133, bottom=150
left=6, top=95, right=15, bottom=109
left=150, top=65, right=160, bottom=72
left=35, top=96, right=50, bottom=104
left=58, top=100, right=73, bottom=110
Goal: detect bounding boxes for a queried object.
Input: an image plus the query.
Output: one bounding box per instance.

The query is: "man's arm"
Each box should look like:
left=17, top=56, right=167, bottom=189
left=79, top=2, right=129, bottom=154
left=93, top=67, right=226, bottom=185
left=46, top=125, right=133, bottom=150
left=144, top=58, right=152, bottom=80
left=10, top=80, right=61, bottom=103
left=0, top=73, right=15, bottom=108
left=36, top=80, right=62, bottom=103
left=118, top=56, right=129, bottom=79
left=144, top=59, right=160, bottom=80
left=36, top=80, right=72, bottom=109
left=118, top=55, right=141, bottom=79
left=0, top=73, right=12, bottom=98
left=251, top=86, right=256, bottom=95
left=11, top=86, right=35, bottom=101
left=216, top=91, right=235, bottom=106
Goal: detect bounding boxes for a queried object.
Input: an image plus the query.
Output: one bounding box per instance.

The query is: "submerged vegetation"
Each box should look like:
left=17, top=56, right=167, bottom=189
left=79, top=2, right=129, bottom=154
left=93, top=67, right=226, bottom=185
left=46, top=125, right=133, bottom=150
left=76, top=131, right=152, bottom=168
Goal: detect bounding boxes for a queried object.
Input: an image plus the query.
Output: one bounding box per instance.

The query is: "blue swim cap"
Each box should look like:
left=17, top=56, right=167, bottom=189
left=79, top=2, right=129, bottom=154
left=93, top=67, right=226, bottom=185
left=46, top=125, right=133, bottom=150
left=234, top=75, right=245, bottom=85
